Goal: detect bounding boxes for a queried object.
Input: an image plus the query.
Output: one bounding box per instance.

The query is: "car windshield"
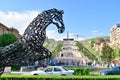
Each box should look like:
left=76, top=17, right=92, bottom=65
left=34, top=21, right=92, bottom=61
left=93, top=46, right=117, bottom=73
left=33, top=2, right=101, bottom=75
left=62, top=67, right=68, bottom=71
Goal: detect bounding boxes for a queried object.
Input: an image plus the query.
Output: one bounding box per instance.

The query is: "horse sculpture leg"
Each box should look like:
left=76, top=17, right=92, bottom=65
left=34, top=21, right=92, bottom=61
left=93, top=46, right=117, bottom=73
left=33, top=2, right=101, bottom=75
left=34, top=46, right=52, bottom=60
left=41, top=46, right=52, bottom=59
left=0, top=65, right=5, bottom=76
left=0, top=67, right=4, bottom=76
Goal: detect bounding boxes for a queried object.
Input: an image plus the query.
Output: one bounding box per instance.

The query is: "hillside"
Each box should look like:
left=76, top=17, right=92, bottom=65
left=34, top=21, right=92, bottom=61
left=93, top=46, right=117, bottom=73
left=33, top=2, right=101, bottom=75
left=79, top=36, right=110, bottom=55
left=82, top=36, right=110, bottom=42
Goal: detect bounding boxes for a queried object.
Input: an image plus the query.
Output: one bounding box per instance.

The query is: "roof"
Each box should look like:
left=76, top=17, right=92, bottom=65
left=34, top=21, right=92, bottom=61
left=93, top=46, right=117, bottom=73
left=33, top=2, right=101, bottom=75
left=0, top=23, right=9, bottom=29
left=115, top=24, right=120, bottom=27
left=110, top=24, right=120, bottom=31
left=0, top=22, right=21, bottom=38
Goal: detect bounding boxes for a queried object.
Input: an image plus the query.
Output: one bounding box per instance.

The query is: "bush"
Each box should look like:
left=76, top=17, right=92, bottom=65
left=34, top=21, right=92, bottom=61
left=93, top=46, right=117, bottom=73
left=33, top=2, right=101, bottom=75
left=68, top=68, right=91, bottom=75
left=11, top=65, right=20, bottom=71
left=0, top=33, right=18, bottom=47
left=11, top=64, right=27, bottom=71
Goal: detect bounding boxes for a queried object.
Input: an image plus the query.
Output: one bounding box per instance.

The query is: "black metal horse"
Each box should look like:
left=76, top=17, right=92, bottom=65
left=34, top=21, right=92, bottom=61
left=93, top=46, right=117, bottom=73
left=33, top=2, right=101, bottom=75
left=0, top=8, right=65, bottom=75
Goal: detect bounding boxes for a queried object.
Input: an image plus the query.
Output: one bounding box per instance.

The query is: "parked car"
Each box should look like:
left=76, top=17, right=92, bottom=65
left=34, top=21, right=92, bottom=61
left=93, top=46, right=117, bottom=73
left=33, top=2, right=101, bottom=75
left=100, top=66, right=120, bottom=75
left=30, top=66, right=74, bottom=76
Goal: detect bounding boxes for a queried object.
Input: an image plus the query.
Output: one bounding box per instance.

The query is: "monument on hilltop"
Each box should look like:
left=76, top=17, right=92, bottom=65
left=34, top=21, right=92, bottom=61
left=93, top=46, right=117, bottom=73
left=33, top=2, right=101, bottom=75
left=63, top=32, right=74, bottom=41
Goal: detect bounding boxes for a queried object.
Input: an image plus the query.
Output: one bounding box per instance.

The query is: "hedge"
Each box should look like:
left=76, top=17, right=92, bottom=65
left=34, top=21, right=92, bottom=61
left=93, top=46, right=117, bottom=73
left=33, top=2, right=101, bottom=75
left=1, top=75, right=120, bottom=80
left=67, top=68, right=91, bottom=75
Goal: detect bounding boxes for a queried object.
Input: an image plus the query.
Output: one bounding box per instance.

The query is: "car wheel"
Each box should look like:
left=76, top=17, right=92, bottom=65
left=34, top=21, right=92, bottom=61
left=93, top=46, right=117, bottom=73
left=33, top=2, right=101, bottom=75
left=33, top=74, right=38, bottom=75
left=61, top=74, right=66, bottom=76
left=107, top=73, right=112, bottom=75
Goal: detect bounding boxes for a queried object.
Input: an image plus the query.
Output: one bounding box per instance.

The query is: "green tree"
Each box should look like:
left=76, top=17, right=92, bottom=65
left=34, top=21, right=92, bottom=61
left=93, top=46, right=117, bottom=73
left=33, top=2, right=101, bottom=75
left=90, top=40, right=95, bottom=48
left=0, top=33, right=18, bottom=47
left=114, top=48, right=120, bottom=58
left=101, top=45, right=114, bottom=63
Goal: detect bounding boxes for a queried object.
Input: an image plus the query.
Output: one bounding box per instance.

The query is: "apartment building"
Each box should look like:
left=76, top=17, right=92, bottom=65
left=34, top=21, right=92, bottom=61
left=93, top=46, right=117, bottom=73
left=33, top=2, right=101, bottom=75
left=93, top=39, right=108, bottom=55
left=110, top=24, right=120, bottom=48
left=0, top=23, right=21, bottom=38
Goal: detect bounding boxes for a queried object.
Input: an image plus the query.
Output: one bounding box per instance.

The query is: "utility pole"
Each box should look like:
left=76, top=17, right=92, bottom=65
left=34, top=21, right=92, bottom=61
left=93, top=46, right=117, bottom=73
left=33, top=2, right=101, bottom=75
left=74, top=34, right=79, bottom=41
left=67, top=32, right=69, bottom=39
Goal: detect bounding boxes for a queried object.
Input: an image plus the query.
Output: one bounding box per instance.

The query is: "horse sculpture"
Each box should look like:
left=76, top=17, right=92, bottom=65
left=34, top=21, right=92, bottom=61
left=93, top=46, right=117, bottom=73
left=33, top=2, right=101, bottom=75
left=0, top=8, right=65, bottom=75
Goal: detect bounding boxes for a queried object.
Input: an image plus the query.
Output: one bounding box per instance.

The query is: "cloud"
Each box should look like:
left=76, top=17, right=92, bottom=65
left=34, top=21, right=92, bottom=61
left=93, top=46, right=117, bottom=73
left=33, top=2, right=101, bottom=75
left=0, top=10, right=39, bottom=35
left=46, top=30, right=66, bottom=40
left=100, top=32, right=103, bottom=35
left=91, top=30, right=98, bottom=33
left=91, top=30, right=104, bottom=36
left=91, top=30, right=98, bottom=34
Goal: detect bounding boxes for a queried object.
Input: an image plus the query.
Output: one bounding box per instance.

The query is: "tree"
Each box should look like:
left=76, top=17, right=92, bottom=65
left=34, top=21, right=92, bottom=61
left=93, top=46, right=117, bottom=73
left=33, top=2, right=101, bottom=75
left=101, top=45, right=114, bottom=63
left=0, top=33, right=18, bottom=47
left=114, top=48, right=120, bottom=58
left=90, top=40, right=95, bottom=48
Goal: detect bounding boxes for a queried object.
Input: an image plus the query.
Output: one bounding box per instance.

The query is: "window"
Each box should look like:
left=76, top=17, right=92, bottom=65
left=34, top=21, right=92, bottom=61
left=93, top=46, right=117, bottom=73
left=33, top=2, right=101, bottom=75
left=54, top=67, right=62, bottom=72
left=2, top=28, right=4, bottom=33
left=61, top=54, right=63, bottom=57
left=45, top=68, right=52, bottom=72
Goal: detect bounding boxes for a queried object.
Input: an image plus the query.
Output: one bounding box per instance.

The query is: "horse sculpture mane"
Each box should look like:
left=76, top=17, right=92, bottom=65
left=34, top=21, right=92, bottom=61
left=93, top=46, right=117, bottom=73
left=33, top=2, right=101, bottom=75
left=0, top=8, right=65, bottom=75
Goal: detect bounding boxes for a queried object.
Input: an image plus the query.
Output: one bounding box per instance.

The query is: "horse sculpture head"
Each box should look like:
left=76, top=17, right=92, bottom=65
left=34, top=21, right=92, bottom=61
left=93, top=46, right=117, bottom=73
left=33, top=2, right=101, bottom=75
left=49, top=8, right=65, bottom=33
left=37, top=8, right=65, bottom=33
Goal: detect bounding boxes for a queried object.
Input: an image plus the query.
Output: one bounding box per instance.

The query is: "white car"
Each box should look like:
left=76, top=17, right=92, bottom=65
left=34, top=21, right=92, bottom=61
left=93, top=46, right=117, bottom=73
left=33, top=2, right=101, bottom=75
left=30, top=66, right=74, bottom=76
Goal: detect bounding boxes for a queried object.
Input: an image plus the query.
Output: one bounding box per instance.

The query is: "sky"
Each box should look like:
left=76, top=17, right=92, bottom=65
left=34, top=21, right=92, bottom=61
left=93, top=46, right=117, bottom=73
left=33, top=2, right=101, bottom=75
left=0, top=0, right=120, bottom=40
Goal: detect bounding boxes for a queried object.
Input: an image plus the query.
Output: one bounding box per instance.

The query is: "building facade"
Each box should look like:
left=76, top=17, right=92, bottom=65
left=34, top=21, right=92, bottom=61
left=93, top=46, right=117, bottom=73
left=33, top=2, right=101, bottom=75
left=110, top=24, right=120, bottom=48
left=0, top=23, right=21, bottom=38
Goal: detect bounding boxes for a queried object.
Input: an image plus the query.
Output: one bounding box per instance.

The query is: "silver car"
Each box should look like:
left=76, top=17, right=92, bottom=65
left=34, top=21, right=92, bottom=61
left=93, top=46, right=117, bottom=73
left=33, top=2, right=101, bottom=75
left=30, top=66, right=74, bottom=76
